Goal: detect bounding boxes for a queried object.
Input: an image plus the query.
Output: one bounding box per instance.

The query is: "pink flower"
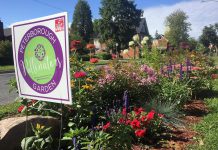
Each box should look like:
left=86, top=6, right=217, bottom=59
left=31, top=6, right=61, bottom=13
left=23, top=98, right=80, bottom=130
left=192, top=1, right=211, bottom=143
left=74, top=71, right=86, bottom=78
left=191, top=66, right=202, bottom=71
left=90, top=58, right=99, bottom=63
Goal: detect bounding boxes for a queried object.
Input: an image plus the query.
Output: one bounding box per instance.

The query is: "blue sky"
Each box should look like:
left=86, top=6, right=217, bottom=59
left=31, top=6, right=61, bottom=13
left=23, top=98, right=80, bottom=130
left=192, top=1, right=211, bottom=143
left=0, top=0, right=218, bottom=38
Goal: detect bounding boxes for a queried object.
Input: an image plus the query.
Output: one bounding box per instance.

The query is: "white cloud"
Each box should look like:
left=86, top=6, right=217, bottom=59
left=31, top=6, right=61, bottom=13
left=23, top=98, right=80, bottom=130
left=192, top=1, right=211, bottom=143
left=143, top=0, right=218, bottom=39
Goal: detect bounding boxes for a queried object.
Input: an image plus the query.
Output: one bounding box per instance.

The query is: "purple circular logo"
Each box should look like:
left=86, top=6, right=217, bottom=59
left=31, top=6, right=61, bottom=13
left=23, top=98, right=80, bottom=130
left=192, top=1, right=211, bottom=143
left=18, top=25, right=63, bottom=94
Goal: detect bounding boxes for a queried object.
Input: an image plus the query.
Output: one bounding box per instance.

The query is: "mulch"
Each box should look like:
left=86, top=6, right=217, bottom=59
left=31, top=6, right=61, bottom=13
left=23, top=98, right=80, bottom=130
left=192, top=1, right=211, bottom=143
left=133, top=100, right=208, bottom=150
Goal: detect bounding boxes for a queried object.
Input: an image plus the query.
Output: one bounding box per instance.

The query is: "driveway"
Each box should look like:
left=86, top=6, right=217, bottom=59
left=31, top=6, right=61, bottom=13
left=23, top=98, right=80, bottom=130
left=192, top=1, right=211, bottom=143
left=0, top=73, right=18, bottom=105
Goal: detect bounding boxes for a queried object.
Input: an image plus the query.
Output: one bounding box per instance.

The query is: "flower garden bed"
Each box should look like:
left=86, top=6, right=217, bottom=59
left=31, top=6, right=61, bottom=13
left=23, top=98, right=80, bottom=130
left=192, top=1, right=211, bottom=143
left=4, top=48, right=218, bottom=149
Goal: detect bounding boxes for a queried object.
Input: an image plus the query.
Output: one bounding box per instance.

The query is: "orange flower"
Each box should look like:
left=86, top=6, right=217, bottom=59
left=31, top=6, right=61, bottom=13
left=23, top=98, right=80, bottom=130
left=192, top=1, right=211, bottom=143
left=86, top=43, right=95, bottom=50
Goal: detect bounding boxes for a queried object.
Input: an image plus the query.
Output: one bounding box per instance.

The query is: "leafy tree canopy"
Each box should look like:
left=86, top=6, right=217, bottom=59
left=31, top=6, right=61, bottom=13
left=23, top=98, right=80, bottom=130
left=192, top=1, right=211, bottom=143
left=200, top=23, right=218, bottom=48
left=71, top=0, right=93, bottom=42
left=165, top=9, right=191, bottom=48
left=98, top=0, right=142, bottom=50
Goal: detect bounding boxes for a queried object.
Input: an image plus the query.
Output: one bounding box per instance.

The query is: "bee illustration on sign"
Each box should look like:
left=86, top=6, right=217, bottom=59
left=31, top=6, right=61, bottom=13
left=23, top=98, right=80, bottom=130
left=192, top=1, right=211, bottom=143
left=34, top=44, right=46, bottom=61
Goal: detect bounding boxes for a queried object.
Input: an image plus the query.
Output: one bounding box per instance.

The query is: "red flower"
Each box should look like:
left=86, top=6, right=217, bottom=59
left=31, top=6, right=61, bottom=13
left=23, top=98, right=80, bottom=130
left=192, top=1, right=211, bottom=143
left=141, top=115, right=147, bottom=122
left=103, top=122, right=110, bottom=131
left=135, top=129, right=146, bottom=137
left=74, top=71, right=87, bottom=78
left=90, top=58, right=99, bottom=63
left=126, top=120, right=131, bottom=125
left=146, top=110, right=155, bottom=122
left=122, top=108, right=127, bottom=115
left=130, top=119, right=141, bottom=129
left=134, top=107, right=145, bottom=116
left=18, top=105, right=25, bottom=113
left=118, top=118, right=125, bottom=124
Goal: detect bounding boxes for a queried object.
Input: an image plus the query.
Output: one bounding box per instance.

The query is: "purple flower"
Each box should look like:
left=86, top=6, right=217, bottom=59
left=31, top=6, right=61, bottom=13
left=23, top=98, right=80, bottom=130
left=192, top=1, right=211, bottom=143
left=123, top=90, right=129, bottom=111
left=180, top=64, right=183, bottom=80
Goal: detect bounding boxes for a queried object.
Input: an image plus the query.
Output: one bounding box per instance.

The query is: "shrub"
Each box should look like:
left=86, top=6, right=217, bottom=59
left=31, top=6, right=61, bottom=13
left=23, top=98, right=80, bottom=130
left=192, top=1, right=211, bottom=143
left=0, top=40, right=13, bottom=65
left=96, top=52, right=112, bottom=60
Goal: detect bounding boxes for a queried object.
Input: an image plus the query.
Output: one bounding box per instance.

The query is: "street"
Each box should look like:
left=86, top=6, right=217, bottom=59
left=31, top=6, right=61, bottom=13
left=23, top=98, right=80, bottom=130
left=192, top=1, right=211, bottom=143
left=0, top=73, right=18, bottom=105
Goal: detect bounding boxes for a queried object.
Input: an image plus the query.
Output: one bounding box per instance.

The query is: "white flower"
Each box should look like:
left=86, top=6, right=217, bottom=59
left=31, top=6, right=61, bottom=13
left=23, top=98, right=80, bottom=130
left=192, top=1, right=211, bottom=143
left=123, top=49, right=129, bottom=54
left=133, top=34, right=140, bottom=42
left=143, top=36, right=149, bottom=41
left=129, top=41, right=135, bottom=47
left=141, top=40, right=147, bottom=45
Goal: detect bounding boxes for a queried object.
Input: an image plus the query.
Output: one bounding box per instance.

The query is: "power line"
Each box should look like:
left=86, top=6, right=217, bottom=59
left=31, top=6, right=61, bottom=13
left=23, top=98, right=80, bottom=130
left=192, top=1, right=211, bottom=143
left=201, top=0, right=218, bottom=2
left=32, top=0, right=71, bottom=12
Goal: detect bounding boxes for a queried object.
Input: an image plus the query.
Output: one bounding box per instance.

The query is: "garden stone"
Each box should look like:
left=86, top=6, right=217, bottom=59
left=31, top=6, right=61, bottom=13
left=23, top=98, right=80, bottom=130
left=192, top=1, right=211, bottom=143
left=0, top=115, right=60, bottom=150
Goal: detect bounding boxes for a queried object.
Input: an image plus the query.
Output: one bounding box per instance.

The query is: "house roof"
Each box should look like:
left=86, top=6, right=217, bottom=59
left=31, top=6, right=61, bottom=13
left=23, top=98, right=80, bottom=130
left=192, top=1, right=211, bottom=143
left=136, top=18, right=149, bottom=36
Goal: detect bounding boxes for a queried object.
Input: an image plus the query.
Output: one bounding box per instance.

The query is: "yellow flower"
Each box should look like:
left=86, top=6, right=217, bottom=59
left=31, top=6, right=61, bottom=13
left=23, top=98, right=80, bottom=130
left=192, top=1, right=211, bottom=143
left=85, top=67, right=93, bottom=71
left=190, top=54, right=195, bottom=58
left=86, top=78, right=94, bottom=82
left=82, top=84, right=93, bottom=90
left=71, top=80, right=75, bottom=88
left=36, top=123, right=44, bottom=130
left=36, top=123, right=41, bottom=130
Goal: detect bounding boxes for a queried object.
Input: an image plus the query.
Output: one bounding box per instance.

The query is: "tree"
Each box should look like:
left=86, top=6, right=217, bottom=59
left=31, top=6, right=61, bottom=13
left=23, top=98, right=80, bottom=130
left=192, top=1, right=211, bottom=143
left=71, top=0, right=93, bottom=42
left=98, top=0, right=142, bottom=51
left=0, top=40, right=13, bottom=65
left=200, top=24, right=218, bottom=48
left=165, top=9, right=191, bottom=48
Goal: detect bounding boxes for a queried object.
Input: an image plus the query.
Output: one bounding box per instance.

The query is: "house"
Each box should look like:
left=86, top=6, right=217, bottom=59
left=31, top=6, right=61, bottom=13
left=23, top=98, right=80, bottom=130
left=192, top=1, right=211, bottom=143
left=0, top=20, right=12, bottom=41
left=94, top=17, right=150, bottom=50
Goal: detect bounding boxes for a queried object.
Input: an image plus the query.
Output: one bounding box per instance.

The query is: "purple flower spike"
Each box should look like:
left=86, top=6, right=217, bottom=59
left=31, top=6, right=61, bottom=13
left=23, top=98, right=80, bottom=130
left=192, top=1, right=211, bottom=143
left=123, top=90, right=129, bottom=112
left=180, top=63, right=183, bottom=80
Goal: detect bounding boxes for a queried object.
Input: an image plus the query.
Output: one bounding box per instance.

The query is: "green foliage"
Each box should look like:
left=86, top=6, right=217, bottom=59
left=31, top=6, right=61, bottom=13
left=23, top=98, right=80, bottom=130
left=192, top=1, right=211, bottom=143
left=0, top=40, right=13, bottom=65
left=107, top=124, right=133, bottom=150
left=98, top=0, right=142, bottom=50
left=21, top=124, right=53, bottom=150
left=200, top=23, right=218, bottom=48
left=188, top=37, right=198, bottom=50
left=165, top=9, right=191, bottom=47
left=71, top=0, right=93, bottom=42
left=80, top=54, right=90, bottom=61
left=62, top=126, right=112, bottom=150
left=158, top=78, right=191, bottom=107
left=96, top=52, right=112, bottom=60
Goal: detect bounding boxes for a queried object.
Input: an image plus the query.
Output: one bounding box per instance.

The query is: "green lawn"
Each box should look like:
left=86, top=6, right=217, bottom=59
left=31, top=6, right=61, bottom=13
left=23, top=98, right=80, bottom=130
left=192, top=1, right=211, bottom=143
left=0, top=65, right=14, bottom=72
left=189, top=79, right=218, bottom=150
left=0, top=101, right=20, bottom=120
